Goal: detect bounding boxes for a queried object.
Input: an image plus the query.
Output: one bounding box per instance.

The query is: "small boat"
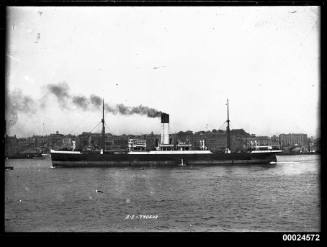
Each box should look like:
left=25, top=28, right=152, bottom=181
left=5, top=166, right=14, bottom=170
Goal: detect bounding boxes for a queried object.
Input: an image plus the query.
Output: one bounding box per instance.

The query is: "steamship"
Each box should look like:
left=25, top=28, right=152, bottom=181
left=50, top=100, right=281, bottom=167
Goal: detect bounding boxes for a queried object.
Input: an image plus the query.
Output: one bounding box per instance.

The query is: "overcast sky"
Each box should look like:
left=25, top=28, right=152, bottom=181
left=6, top=6, right=320, bottom=138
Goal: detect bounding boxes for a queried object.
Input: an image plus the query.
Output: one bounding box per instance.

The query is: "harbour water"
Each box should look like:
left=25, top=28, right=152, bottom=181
left=5, top=154, right=320, bottom=232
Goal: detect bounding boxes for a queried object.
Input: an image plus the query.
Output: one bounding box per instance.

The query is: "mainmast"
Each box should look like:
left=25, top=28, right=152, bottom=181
left=226, top=99, right=231, bottom=153
left=101, top=99, right=105, bottom=153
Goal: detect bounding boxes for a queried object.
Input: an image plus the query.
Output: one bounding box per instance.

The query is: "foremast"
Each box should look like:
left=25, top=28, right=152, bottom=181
left=101, top=99, right=105, bottom=154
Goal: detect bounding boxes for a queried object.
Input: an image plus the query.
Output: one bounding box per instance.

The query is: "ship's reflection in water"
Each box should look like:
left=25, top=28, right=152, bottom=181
left=5, top=154, right=320, bottom=232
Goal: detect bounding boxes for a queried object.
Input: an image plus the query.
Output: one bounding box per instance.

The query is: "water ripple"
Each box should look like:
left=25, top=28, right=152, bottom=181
left=5, top=154, right=320, bottom=232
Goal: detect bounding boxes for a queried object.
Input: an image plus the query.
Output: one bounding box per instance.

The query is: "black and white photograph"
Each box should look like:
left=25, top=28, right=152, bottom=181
left=4, top=5, right=321, bottom=233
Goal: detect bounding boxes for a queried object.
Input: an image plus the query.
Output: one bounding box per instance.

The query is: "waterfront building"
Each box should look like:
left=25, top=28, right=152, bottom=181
left=76, top=132, right=91, bottom=150
left=128, top=138, right=146, bottom=151
left=5, top=135, right=18, bottom=157
left=174, top=131, right=194, bottom=145
left=110, top=134, right=129, bottom=150
left=204, top=132, right=227, bottom=152
left=49, top=131, right=64, bottom=150
left=279, top=133, right=308, bottom=148
left=145, top=133, right=160, bottom=151
left=62, top=136, right=73, bottom=149
left=244, top=136, right=272, bottom=147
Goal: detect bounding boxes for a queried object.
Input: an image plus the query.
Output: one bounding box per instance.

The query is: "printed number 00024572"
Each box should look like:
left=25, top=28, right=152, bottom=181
left=282, top=234, right=320, bottom=241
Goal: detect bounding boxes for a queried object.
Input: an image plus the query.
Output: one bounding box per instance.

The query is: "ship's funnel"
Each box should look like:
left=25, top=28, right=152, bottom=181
left=161, top=113, right=169, bottom=123
left=160, top=113, right=169, bottom=144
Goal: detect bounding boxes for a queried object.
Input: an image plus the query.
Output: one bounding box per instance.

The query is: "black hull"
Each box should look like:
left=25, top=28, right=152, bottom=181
left=50, top=152, right=277, bottom=167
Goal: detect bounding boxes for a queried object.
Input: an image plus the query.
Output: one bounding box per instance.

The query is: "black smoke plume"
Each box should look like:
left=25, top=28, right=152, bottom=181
left=46, top=82, right=70, bottom=108
left=72, top=96, right=89, bottom=110
left=46, top=82, right=164, bottom=118
left=7, top=82, right=165, bottom=129
left=6, top=89, right=37, bottom=127
left=90, top=94, right=102, bottom=107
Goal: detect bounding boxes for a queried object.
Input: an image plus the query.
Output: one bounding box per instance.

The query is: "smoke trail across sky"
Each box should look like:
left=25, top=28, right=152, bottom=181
left=46, top=82, right=163, bottom=117
left=6, top=82, right=164, bottom=129
left=6, top=89, right=37, bottom=127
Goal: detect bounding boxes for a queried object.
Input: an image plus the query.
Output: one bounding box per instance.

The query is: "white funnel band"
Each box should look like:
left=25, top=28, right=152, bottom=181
left=161, top=123, right=169, bottom=144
